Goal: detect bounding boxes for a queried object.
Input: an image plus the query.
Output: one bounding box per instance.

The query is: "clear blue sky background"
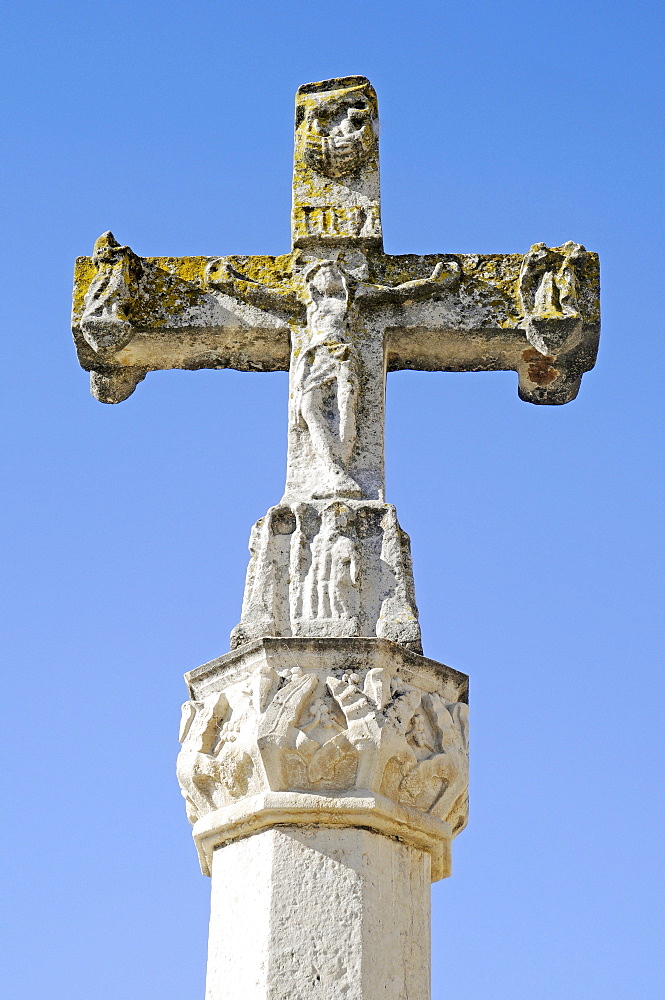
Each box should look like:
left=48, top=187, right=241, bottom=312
left=2, top=1, right=663, bottom=997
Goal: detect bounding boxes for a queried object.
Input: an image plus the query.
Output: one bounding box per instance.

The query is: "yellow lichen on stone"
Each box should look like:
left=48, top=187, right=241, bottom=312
left=291, top=77, right=382, bottom=249
left=224, top=254, right=301, bottom=292
left=72, top=257, right=98, bottom=321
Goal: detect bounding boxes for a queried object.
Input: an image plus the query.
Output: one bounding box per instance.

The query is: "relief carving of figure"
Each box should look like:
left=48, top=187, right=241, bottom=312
left=294, top=260, right=361, bottom=498
left=398, top=693, right=469, bottom=831
left=327, top=668, right=421, bottom=793
left=256, top=667, right=357, bottom=791
left=327, top=669, right=468, bottom=827
left=176, top=691, right=254, bottom=823
left=177, top=662, right=468, bottom=833
left=207, top=253, right=461, bottom=504
left=293, top=257, right=462, bottom=498
left=302, top=504, right=360, bottom=622
left=519, top=241, right=587, bottom=356
left=81, top=231, right=141, bottom=355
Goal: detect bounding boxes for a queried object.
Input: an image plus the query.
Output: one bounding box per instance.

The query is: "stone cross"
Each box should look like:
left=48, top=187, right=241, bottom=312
left=72, top=76, right=600, bottom=1000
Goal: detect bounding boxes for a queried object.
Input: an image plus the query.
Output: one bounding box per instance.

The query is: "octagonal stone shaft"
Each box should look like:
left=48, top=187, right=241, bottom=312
left=206, top=827, right=431, bottom=1000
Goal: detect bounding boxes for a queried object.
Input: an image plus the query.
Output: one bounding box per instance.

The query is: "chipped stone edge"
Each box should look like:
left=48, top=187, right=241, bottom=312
left=192, top=789, right=452, bottom=882
left=184, top=636, right=469, bottom=704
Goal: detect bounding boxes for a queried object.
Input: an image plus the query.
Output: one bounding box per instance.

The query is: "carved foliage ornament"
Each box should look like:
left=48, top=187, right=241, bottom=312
left=176, top=662, right=469, bottom=836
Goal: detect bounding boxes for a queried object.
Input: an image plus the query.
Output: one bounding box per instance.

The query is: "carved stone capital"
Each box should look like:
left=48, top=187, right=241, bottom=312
left=177, top=637, right=468, bottom=882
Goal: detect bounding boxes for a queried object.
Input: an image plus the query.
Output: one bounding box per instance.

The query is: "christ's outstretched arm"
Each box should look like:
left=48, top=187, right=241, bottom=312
left=205, top=260, right=305, bottom=316
left=354, top=260, right=461, bottom=304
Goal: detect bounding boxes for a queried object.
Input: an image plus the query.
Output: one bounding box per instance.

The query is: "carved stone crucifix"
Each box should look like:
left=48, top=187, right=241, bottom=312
left=72, top=76, right=600, bottom=1000
left=73, top=74, right=600, bottom=658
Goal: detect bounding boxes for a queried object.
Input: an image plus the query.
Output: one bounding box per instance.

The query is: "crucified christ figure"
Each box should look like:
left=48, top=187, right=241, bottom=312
left=205, top=254, right=460, bottom=499
left=295, top=258, right=460, bottom=497
left=295, top=260, right=360, bottom=497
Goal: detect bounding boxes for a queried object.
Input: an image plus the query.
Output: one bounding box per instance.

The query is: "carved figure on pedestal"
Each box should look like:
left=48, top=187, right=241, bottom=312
left=519, top=241, right=588, bottom=356
left=302, top=504, right=360, bottom=622
left=81, top=231, right=141, bottom=355
left=288, top=503, right=311, bottom=621
left=376, top=505, right=421, bottom=651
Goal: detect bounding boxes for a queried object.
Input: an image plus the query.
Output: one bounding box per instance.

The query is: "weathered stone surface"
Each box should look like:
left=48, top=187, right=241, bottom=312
left=177, top=637, right=468, bottom=883
left=72, top=244, right=600, bottom=410
left=231, top=500, right=421, bottom=652
left=292, top=77, right=383, bottom=250
left=205, top=827, right=431, bottom=1000
left=518, top=241, right=587, bottom=357
left=71, top=76, right=600, bottom=421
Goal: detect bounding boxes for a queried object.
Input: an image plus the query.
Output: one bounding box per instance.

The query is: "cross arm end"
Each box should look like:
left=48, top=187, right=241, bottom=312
left=72, top=244, right=294, bottom=403
left=383, top=248, right=600, bottom=406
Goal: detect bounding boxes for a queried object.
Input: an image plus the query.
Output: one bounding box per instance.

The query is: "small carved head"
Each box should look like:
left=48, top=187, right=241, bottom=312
left=91, top=230, right=133, bottom=266
left=296, top=77, right=378, bottom=179
left=303, top=259, right=349, bottom=301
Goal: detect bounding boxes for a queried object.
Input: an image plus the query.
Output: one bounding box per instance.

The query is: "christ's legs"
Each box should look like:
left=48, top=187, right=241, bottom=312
left=337, top=363, right=358, bottom=466
left=299, top=384, right=360, bottom=497
left=300, top=385, right=338, bottom=467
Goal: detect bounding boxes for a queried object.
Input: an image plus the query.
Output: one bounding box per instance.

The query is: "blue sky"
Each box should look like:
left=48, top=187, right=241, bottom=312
left=2, top=1, right=663, bottom=997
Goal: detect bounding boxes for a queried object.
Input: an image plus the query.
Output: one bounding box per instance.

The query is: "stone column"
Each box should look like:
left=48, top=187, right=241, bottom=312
left=206, top=828, right=430, bottom=1000
left=177, top=637, right=468, bottom=1000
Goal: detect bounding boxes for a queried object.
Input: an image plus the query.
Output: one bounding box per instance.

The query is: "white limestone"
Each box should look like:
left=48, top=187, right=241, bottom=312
left=177, top=637, right=468, bottom=884
left=206, top=827, right=431, bottom=1000
left=230, top=500, right=422, bottom=652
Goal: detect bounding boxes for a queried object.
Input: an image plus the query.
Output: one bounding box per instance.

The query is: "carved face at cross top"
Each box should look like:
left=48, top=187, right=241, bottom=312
left=298, top=78, right=378, bottom=179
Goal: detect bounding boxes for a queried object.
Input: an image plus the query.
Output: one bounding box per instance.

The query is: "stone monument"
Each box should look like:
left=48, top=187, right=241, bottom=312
left=72, top=76, right=600, bottom=1000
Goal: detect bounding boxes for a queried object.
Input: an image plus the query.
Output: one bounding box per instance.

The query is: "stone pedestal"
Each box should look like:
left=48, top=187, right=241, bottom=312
left=231, top=502, right=421, bottom=653
left=177, top=637, right=468, bottom=1000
